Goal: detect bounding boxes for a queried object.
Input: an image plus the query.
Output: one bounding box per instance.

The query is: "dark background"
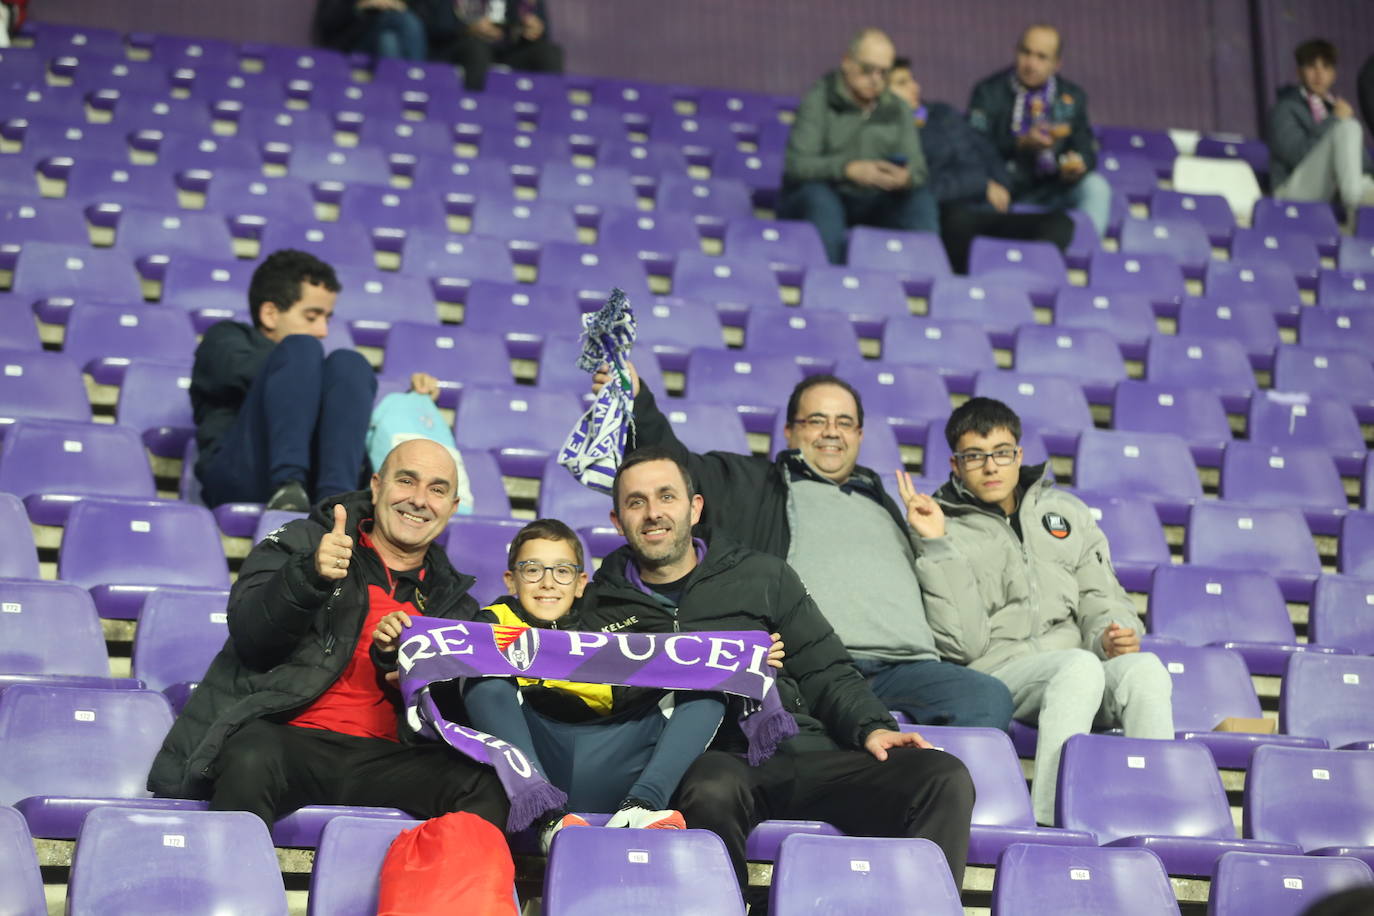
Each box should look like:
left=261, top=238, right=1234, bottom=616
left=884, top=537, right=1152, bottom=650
left=25, top=0, right=1374, bottom=137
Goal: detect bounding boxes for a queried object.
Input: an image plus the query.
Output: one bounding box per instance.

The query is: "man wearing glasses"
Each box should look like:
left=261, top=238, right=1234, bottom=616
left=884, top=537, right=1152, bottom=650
left=899, top=397, right=1174, bottom=826
left=593, top=367, right=1015, bottom=731
left=779, top=27, right=938, bottom=264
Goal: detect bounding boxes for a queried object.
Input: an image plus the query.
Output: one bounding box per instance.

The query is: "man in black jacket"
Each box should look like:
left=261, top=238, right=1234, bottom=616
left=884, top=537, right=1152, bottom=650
left=147, top=439, right=508, bottom=830
left=583, top=447, right=975, bottom=888
left=429, top=0, right=564, bottom=91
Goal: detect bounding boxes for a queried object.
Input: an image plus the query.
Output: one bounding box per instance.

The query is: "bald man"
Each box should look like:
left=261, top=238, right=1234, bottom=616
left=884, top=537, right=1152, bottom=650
left=148, top=439, right=508, bottom=831
left=967, top=24, right=1112, bottom=237
left=781, top=27, right=937, bottom=263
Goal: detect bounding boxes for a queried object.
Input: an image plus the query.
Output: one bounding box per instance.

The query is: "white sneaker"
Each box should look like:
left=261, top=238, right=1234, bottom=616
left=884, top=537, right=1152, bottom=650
left=605, top=804, right=686, bottom=830
left=538, top=812, right=589, bottom=854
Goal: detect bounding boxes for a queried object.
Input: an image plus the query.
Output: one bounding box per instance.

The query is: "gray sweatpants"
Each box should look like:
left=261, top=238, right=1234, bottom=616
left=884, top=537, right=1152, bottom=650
left=988, top=649, right=1174, bottom=825
left=1275, top=117, right=1374, bottom=213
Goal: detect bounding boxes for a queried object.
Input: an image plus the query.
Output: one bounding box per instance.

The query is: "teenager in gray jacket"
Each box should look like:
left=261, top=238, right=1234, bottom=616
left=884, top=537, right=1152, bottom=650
left=900, top=398, right=1174, bottom=826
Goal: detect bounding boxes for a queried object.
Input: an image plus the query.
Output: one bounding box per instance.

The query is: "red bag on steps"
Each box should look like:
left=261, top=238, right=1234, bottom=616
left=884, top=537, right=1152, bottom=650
left=376, top=812, right=519, bottom=916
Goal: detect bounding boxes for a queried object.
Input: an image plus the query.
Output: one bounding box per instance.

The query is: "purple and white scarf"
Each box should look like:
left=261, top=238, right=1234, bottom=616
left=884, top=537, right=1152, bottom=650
left=557, top=287, right=637, bottom=494
left=396, top=616, right=796, bottom=832
left=1010, top=72, right=1059, bottom=176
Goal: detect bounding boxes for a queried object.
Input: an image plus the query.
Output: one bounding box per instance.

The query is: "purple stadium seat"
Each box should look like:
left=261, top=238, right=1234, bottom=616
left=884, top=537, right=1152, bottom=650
left=321, top=267, right=437, bottom=349
left=336, top=184, right=449, bottom=252
left=0, top=804, right=45, bottom=916
left=1359, top=208, right=1374, bottom=239
left=233, top=103, right=331, bottom=148
left=683, top=348, right=802, bottom=434
left=470, top=198, right=578, bottom=250
left=1149, top=189, right=1235, bottom=246
left=1194, top=133, right=1270, bottom=179
left=594, top=79, right=684, bottom=117
left=245, top=42, right=351, bottom=84
left=0, top=494, right=39, bottom=580
left=0, top=197, right=89, bottom=267
left=535, top=240, right=653, bottom=300
left=482, top=68, right=568, bottom=102
left=0, top=418, right=155, bottom=526
left=460, top=125, right=574, bottom=170
left=1205, top=260, right=1303, bottom=327
left=1149, top=564, right=1342, bottom=676
left=1366, top=459, right=1374, bottom=513
left=1208, top=850, right=1374, bottom=916
left=67, top=806, right=288, bottom=916
left=138, top=32, right=240, bottom=70
left=536, top=456, right=616, bottom=533
left=712, top=148, right=784, bottom=207
left=402, top=155, right=513, bottom=211
left=444, top=516, right=527, bottom=603
left=724, top=218, right=827, bottom=286
left=597, top=140, right=691, bottom=187
left=536, top=334, right=668, bottom=397
left=453, top=386, right=583, bottom=478
left=881, top=317, right=997, bottom=394
left=927, top=277, right=1034, bottom=349
left=1070, top=492, right=1170, bottom=592
left=799, top=265, right=910, bottom=337
left=401, top=231, right=515, bottom=296
left=200, top=168, right=317, bottom=239
left=146, top=132, right=263, bottom=186
left=845, top=226, right=951, bottom=297
left=973, top=370, right=1093, bottom=455
left=62, top=160, right=181, bottom=213
left=59, top=497, right=230, bottom=619
left=633, top=297, right=725, bottom=372
left=1280, top=654, right=1374, bottom=750
left=23, top=22, right=126, bottom=58
left=1051, top=286, right=1156, bottom=361
left=596, top=207, right=701, bottom=276
left=107, top=94, right=216, bottom=138
left=177, top=66, right=287, bottom=109
left=1098, top=150, right=1163, bottom=203
left=307, top=815, right=423, bottom=916
left=1074, top=428, right=1200, bottom=524
left=743, top=306, right=861, bottom=371
left=0, top=293, right=41, bottom=351
left=542, top=827, right=743, bottom=916
left=534, top=101, right=630, bottom=142
left=1057, top=733, right=1300, bottom=875
left=992, top=843, right=1181, bottom=915
left=1144, top=334, right=1256, bottom=414
left=115, top=359, right=194, bottom=459
left=158, top=254, right=254, bottom=329
left=1340, top=512, right=1374, bottom=578
left=1220, top=442, right=1348, bottom=536
left=1151, top=640, right=1329, bottom=769
left=3, top=117, right=128, bottom=172
left=258, top=219, right=376, bottom=270
left=251, top=510, right=307, bottom=545
left=966, top=237, right=1066, bottom=305
left=1245, top=745, right=1374, bottom=868
left=1175, top=297, right=1280, bottom=371
left=1112, top=379, right=1231, bottom=466
left=0, top=684, right=174, bottom=830
left=671, top=250, right=782, bottom=312
left=130, top=588, right=229, bottom=714
left=1299, top=306, right=1374, bottom=362
left=0, top=579, right=139, bottom=692
left=1232, top=227, right=1322, bottom=290
left=649, top=112, right=741, bottom=157
left=1273, top=344, right=1374, bottom=423
left=1309, top=574, right=1374, bottom=655
left=10, top=242, right=143, bottom=306
left=1316, top=269, right=1374, bottom=309
left=1089, top=250, right=1186, bottom=311
left=915, top=725, right=1094, bottom=865
left=1252, top=199, right=1340, bottom=258
left=1119, top=217, right=1211, bottom=280
left=1184, top=502, right=1321, bottom=602
left=1012, top=324, right=1127, bottom=404
left=772, top=835, right=962, bottom=915
left=62, top=303, right=197, bottom=386
left=655, top=174, right=754, bottom=234
left=0, top=43, right=44, bottom=85
left=459, top=280, right=578, bottom=359
left=694, top=87, right=781, bottom=124
left=1099, top=127, right=1177, bottom=178
left=0, top=348, right=91, bottom=426
left=454, top=447, right=512, bottom=519
left=656, top=401, right=750, bottom=455
left=834, top=358, right=951, bottom=448
left=62, top=56, right=173, bottom=99
left=539, top=162, right=640, bottom=214
left=378, top=323, right=512, bottom=406
left=284, top=141, right=391, bottom=195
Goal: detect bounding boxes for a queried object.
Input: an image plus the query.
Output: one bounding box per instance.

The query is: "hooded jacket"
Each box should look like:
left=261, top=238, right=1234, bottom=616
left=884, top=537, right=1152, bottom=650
left=913, top=464, right=1140, bottom=673
left=784, top=69, right=928, bottom=192
left=147, top=489, right=479, bottom=799
left=966, top=67, right=1097, bottom=196
left=582, top=531, right=898, bottom=754
left=1267, top=83, right=1374, bottom=189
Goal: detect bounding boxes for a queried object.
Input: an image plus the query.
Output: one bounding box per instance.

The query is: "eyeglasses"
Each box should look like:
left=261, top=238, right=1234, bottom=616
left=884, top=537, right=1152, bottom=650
left=512, top=561, right=582, bottom=585
left=792, top=414, right=860, bottom=432
left=953, top=447, right=1020, bottom=470
left=854, top=61, right=891, bottom=79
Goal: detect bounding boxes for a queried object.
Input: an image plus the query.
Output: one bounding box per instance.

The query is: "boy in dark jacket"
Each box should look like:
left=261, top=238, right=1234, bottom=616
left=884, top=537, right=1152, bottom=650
left=581, top=447, right=975, bottom=889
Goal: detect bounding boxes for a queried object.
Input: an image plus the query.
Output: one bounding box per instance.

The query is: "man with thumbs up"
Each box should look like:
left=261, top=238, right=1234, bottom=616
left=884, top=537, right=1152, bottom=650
left=148, top=439, right=509, bottom=830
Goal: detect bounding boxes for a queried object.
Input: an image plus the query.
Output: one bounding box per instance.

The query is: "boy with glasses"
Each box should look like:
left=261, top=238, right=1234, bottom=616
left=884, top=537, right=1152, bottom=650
left=898, top=397, right=1174, bottom=826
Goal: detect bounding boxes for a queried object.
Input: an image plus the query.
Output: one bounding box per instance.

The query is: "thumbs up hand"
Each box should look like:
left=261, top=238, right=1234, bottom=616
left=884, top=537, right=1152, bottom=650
left=316, top=503, right=354, bottom=581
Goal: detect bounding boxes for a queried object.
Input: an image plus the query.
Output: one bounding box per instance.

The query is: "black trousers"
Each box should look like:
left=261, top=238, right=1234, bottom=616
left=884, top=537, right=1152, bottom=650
left=208, top=719, right=510, bottom=830
left=671, top=747, right=974, bottom=887
left=436, top=34, right=565, bottom=91
left=939, top=201, right=1076, bottom=274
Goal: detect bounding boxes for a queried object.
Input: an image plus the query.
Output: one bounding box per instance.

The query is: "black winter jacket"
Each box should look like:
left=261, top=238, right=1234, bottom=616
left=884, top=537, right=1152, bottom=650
left=147, top=489, right=479, bottom=799
left=582, top=532, right=897, bottom=753
left=966, top=67, right=1098, bottom=197
left=628, top=385, right=911, bottom=560
left=189, top=320, right=274, bottom=468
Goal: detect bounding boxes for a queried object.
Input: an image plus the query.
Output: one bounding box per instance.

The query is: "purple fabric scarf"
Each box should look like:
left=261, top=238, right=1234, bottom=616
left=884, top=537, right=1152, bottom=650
left=1010, top=72, right=1059, bottom=176
left=396, top=617, right=797, bottom=832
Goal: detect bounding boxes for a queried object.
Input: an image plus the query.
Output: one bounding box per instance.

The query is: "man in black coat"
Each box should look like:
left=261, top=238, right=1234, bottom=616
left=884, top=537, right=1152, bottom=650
left=582, top=446, right=975, bottom=889
left=148, top=439, right=508, bottom=830
left=429, top=0, right=564, bottom=91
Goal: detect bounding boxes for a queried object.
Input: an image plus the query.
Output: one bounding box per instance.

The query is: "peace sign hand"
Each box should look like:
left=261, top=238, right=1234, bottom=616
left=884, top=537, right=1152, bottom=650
left=896, top=469, right=946, bottom=539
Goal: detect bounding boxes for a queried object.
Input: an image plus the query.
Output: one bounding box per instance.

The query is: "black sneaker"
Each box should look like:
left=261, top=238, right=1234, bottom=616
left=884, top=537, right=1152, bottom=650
left=266, top=480, right=310, bottom=512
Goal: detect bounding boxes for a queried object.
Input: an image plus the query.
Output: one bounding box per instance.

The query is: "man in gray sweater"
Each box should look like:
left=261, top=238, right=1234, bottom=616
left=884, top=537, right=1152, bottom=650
left=1268, top=38, right=1374, bottom=232
left=779, top=27, right=937, bottom=264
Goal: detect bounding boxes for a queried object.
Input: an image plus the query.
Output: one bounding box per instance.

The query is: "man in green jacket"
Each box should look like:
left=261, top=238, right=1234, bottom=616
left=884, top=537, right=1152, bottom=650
left=780, top=27, right=937, bottom=264
left=900, top=397, right=1174, bottom=826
